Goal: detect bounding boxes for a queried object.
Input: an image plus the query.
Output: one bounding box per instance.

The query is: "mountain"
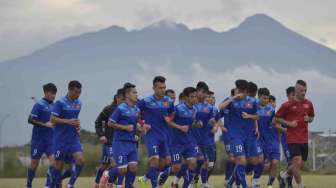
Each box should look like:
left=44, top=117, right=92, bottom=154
left=0, top=13, right=335, bottom=146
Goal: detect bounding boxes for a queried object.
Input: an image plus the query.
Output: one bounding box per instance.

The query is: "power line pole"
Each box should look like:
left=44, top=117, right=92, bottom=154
left=0, top=114, right=10, bottom=172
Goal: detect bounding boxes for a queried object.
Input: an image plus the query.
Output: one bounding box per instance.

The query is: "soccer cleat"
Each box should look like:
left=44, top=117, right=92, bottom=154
left=277, top=174, right=286, bottom=188
left=171, top=182, right=179, bottom=188
left=99, top=171, right=113, bottom=188
left=137, top=176, right=149, bottom=188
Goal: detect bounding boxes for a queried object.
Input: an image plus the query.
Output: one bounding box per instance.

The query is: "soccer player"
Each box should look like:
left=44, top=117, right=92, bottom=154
left=217, top=89, right=236, bottom=186
left=257, top=88, right=280, bottom=188
left=269, top=95, right=276, bottom=108
left=276, top=80, right=315, bottom=188
left=26, top=83, right=57, bottom=188
left=93, top=88, right=124, bottom=188
left=192, top=82, right=216, bottom=188
left=218, top=79, right=259, bottom=188
left=246, top=82, right=264, bottom=188
left=99, top=83, right=150, bottom=188
left=50, top=80, right=84, bottom=188
left=161, top=87, right=202, bottom=188
left=278, top=86, right=295, bottom=188
left=137, top=76, right=175, bottom=188
left=166, top=89, right=176, bottom=102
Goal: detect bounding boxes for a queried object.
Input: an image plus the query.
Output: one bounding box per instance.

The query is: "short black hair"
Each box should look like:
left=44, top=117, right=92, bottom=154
left=123, top=82, right=136, bottom=97
left=296, top=80, right=307, bottom=87
left=247, top=82, right=258, bottom=94
left=153, top=76, right=166, bottom=85
left=286, top=86, right=295, bottom=96
left=178, top=92, right=185, bottom=100
left=165, top=89, right=175, bottom=95
left=235, top=79, right=248, bottom=90
left=258, top=87, right=270, bottom=96
left=68, top=80, right=82, bottom=90
left=43, top=83, right=57, bottom=93
left=230, top=88, right=235, bottom=96
left=269, top=95, right=276, bottom=101
left=208, top=91, right=214, bottom=95
left=116, top=88, right=124, bottom=96
left=183, top=87, right=197, bottom=97
left=196, top=81, right=209, bottom=92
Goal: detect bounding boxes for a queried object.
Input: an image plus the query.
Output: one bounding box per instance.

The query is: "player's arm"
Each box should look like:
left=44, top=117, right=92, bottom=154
left=95, top=106, right=111, bottom=137
left=304, top=102, right=315, bottom=123
left=28, top=116, right=53, bottom=128
left=241, top=112, right=259, bottom=120
left=166, top=118, right=189, bottom=133
left=50, top=101, right=80, bottom=127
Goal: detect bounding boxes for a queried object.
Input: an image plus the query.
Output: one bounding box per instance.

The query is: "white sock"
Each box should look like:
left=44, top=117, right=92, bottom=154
left=280, top=171, right=289, bottom=179
left=297, top=183, right=304, bottom=188
left=251, top=178, right=259, bottom=186
left=173, top=176, right=180, bottom=184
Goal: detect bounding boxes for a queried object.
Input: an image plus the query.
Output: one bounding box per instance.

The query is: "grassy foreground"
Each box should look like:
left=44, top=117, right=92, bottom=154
left=0, top=175, right=335, bottom=188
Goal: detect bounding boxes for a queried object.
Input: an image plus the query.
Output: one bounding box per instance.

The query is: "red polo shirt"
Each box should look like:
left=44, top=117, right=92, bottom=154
left=276, top=98, right=315, bottom=144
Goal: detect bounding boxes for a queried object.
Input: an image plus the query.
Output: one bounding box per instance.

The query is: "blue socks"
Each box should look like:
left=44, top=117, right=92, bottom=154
left=201, top=168, right=208, bottom=184
left=26, top=168, right=35, bottom=188
left=182, top=168, right=196, bottom=188
left=50, top=168, right=62, bottom=188
left=117, top=175, right=125, bottom=186
left=267, top=176, right=275, bottom=186
left=68, top=164, right=83, bottom=187
left=125, top=171, right=136, bottom=188
left=253, top=163, right=263, bottom=179
left=235, top=164, right=247, bottom=188
left=61, top=168, right=72, bottom=180
left=95, top=167, right=105, bottom=184
left=146, top=167, right=158, bottom=188
left=108, top=167, right=120, bottom=183
left=225, top=161, right=235, bottom=181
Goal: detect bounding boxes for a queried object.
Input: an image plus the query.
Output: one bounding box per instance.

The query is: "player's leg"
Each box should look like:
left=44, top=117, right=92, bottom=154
left=50, top=144, right=66, bottom=188
left=125, top=145, right=138, bottom=188
left=67, top=141, right=85, bottom=188
left=266, top=144, right=280, bottom=187
left=224, top=140, right=235, bottom=186
left=250, top=142, right=264, bottom=188
left=200, top=145, right=210, bottom=187
left=138, top=136, right=160, bottom=188
left=181, top=145, right=198, bottom=188
left=205, top=145, right=216, bottom=186
left=45, top=152, right=55, bottom=188
left=94, top=144, right=113, bottom=187
left=193, top=145, right=204, bottom=186
left=158, top=140, right=172, bottom=187
left=230, top=139, right=248, bottom=188
left=26, top=139, right=45, bottom=188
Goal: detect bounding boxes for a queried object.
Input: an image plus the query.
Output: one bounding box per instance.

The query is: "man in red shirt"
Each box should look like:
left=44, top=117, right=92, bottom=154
left=275, top=80, right=314, bottom=188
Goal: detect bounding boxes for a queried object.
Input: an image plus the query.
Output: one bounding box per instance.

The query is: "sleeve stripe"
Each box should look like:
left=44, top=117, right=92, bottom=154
left=30, top=114, right=38, bottom=118
left=51, top=112, right=59, bottom=116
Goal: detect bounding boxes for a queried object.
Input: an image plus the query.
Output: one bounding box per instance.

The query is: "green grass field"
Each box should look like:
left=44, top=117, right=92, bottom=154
left=0, top=175, right=335, bottom=188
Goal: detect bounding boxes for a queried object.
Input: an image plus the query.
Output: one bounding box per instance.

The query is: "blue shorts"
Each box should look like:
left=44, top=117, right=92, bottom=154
left=64, top=154, right=74, bottom=164
left=200, top=145, right=216, bottom=162
left=171, top=143, right=197, bottom=164
left=144, top=134, right=170, bottom=158
left=54, top=138, right=83, bottom=161
left=256, top=140, right=264, bottom=156
left=231, top=136, right=258, bottom=157
left=281, top=134, right=291, bottom=162
left=262, top=141, right=280, bottom=162
left=101, top=144, right=114, bottom=164
left=112, top=141, right=138, bottom=168
left=31, top=137, right=54, bottom=159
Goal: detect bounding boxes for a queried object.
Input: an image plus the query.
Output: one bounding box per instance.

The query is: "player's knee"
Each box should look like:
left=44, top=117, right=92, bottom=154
left=172, top=165, right=181, bottom=174
left=149, top=157, right=159, bottom=167
left=30, top=160, right=39, bottom=170
left=236, top=156, right=247, bottom=165
left=128, top=164, right=138, bottom=172
left=119, top=167, right=128, bottom=175
left=188, top=160, right=197, bottom=170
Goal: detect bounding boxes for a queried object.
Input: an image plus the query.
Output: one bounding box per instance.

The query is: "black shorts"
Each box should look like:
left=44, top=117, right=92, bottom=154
left=288, top=143, right=308, bottom=161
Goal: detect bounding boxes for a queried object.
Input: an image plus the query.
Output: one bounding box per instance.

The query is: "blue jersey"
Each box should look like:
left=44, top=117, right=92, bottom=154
left=52, top=96, right=82, bottom=141
left=30, top=98, right=54, bottom=140
left=257, top=104, right=278, bottom=143
left=109, top=102, right=140, bottom=142
left=138, top=95, right=174, bottom=139
left=192, top=102, right=215, bottom=145
left=227, top=96, right=258, bottom=139
left=171, top=102, right=198, bottom=145
left=216, top=97, right=232, bottom=142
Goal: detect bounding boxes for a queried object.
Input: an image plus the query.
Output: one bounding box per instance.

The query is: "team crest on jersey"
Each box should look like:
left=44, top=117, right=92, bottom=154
left=245, top=103, right=253, bottom=109
left=202, top=107, right=209, bottom=113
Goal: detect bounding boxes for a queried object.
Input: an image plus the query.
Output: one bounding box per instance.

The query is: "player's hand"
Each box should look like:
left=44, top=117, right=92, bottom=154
left=164, top=116, right=173, bottom=123
left=68, top=119, right=80, bottom=127
left=304, top=113, right=311, bottom=123
left=180, top=125, right=189, bottom=133
left=288, top=120, right=298, bottom=128
left=45, top=121, right=54, bottom=128
left=99, top=136, right=107, bottom=144
left=221, top=126, right=228, bottom=133
left=233, top=93, right=244, bottom=100
left=208, top=118, right=216, bottom=126
left=143, top=124, right=151, bottom=131
left=255, top=129, right=260, bottom=139
left=241, top=112, right=250, bottom=119
left=76, top=125, right=81, bottom=134
left=125, top=125, right=134, bottom=132
left=193, top=120, right=203, bottom=128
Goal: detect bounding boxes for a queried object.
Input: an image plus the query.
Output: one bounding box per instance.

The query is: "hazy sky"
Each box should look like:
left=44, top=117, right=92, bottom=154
left=1, top=0, right=335, bottom=62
